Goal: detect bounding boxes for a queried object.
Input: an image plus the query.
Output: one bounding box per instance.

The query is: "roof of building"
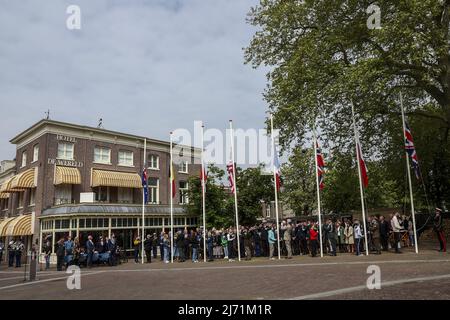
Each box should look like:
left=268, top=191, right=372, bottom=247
left=10, top=119, right=172, bottom=146
left=41, top=204, right=188, bottom=216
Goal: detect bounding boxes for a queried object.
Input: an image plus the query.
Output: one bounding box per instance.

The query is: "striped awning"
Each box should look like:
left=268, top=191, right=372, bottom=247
left=9, top=168, right=37, bottom=191
left=54, top=166, right=81, bottom=185
left=91, top=169, right=142, bottom=188
left=0, top=192, right=9, bottom=199
left=5, top=214, right=33, bottom=236
left=0, top=217, right=16, bottom=237
left=0, top=177, right=15, bottom=194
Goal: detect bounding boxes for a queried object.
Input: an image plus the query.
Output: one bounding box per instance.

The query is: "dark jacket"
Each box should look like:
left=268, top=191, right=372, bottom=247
left=86, top=240, right=95, bottom=253
left=55, top=242, right=65, bottom=257
left=434, top=214, right=443, bottom=232
left=191, top=235, right=200, bottom=249
left=176, top=233, right=185, bottom=248
left=144, top=238, right=153, bottom=251
left=379, top=220, right=389, bottom=237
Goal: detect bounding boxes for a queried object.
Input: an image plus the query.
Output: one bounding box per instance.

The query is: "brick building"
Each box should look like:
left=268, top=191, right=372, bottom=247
left=0, top=119, right=201, bottom=260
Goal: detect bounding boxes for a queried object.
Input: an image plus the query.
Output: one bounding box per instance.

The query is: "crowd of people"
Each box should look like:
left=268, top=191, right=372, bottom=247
left=0, top=239, right=25, bottom=268
left=129, top=209, right=446, bottom=264
left=0, top=209, right=446, bottom=270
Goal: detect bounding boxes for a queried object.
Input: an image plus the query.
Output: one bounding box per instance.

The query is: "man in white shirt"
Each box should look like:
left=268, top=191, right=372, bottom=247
left=390, top=212, right=402, bottom=253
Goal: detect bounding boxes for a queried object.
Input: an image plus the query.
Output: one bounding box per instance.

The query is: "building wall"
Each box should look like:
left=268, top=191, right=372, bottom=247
left=4, top=125, right=200, bottom=241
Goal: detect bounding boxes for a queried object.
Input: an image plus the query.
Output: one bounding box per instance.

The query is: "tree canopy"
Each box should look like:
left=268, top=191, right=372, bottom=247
left=245, top=0, right=450, bottom=209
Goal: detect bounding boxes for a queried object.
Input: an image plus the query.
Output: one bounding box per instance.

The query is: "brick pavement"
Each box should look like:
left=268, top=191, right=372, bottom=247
left=0, top=249, right=449, bottom=300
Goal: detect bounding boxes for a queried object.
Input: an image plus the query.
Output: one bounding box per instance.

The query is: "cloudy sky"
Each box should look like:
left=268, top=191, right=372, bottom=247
left=0, top=0, right=269, bottom=163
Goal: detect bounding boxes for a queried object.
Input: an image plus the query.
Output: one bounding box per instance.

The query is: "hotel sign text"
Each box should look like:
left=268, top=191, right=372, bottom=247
left=48, top=158, right=84, bottom=168
left=56, top=135, right=77, bottom=143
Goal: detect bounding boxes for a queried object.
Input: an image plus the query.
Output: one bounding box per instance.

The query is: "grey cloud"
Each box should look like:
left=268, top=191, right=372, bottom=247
left=0, top=0, right=268, bottom=161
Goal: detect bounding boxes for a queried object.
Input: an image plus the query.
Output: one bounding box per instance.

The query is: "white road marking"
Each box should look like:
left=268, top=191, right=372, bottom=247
left=86, top=258, right=450, bottom=273
left=0, top=271, right=104, bottom=291
left=288, top=274, right=450, bottom=300
left=1, top=258, right=449, bottom=291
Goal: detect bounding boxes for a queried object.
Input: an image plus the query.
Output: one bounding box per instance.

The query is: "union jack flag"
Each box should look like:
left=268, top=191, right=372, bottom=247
left=404, top=121, right=420, bottom=180
left=316, top=141, right=325, bottom=190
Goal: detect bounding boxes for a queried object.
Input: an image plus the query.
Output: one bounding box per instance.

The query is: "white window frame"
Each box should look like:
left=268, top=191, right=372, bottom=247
left=29, top=188, right=36, bottom=207
left=148, top=155, right=160, bottom=170
left=118, top=150, right=134, bottom=167
left=179, top=161, right=188, bottom=174
left=55, top=185, right=72, bottom=205
left=32, top=145, right=39, bottom=163
left=21, top=151, right=27, bottom=168
left=148, top=178, right=159, bottom=204
left=179, top=181, right=189, bottom=204
left=118, top=187, right=133, bottom=204
left=95, top=186, right=110, bottom=203
left=94, top=147, right=111, bottom=164
left=57, top=143, right=74, bottom=160
left=18, top=192, right=24, bottom=209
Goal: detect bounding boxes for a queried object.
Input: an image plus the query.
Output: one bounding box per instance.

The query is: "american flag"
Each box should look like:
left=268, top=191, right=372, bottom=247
left=316, top=141, right=325, bottom=190
left=227, top=161, right=235, bottom=194
left=404, top=121, right=420, bottom=179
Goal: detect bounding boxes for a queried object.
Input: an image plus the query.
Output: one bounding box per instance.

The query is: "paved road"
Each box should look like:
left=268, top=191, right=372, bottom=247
left=1, top=249, right=449, bottom=300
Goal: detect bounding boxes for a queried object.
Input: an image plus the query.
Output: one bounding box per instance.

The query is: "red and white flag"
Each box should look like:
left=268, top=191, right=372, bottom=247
left=200, top=166, right=208, bottom=189
left=273, top=144, right=282, bottom=192
left=227, top=160, right=235, bottom=194
left=357, top=141, right=369, bottom=188
left=316, top=141, right=325, bottom=190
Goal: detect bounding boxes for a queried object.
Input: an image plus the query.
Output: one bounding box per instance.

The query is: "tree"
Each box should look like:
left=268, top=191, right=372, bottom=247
left=185, top=164, right=274, bottom=228
left=185, top=164, right=233, bottom=228
left=233, top=165, right=274, bottom=225
left=280, top=147, right=316, bottom=215
left=245, top=0, right=450, bottom=207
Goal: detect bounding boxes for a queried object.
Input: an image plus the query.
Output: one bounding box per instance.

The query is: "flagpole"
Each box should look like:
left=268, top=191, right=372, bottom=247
left=270, top=114, right=281, bottom=260
left=201, top=124, right=207, bottom=263
left=400, top=92, right=419, bottom=254
left=229, top=120, right=241, bottom=262
left=351, top=102, right=369, bottom=256
left=312, top=125, right=324, bottom=258
left=170, top=132, right=174, bottom=264
left=142, top=138, right=146, bottom=264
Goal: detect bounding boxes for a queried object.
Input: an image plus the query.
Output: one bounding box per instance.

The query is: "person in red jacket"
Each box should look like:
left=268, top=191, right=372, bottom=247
left=309, top=224, right=319, bottom=257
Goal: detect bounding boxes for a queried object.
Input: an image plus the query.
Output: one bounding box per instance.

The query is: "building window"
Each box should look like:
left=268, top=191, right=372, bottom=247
left=18, top=192, right=24, bottom=208
left=95, top=186, right=110, bottom=202
left=55, top=185, right=72, bottom=205
left=148, top=155, right=159, bottom=170
left=21, top=151, right=27, bottom=168
left=29, top=188, right=36, bottom=206
left=94, top=147, right=111, bottom=164
left=179, top=161, right=188, bottom=173
left=179, top=181, right=189, bottom=204
left=118, top=151, right=134, bottom=167
left=149, top=178, right=159, bottom=204
left=118, top=187, right=133, bottom=204
left=57, top=143, right=74, bottom=160
left=1, top=198, right=9, bottom=211
left=33, top=145, right=39, bottom=162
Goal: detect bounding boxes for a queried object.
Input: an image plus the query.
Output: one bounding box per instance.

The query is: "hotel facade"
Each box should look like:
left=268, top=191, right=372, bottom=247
left=0, top=120, right=201, bottom=260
